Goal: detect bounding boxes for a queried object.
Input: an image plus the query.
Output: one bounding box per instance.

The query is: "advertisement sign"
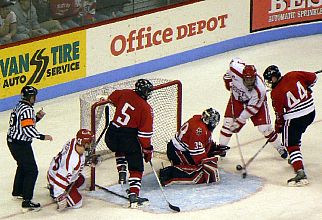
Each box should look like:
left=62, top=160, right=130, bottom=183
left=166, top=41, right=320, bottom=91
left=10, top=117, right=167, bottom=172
left=251, top=0, right=322, bottom=32
left=86, top=1, right=248, bottom=76
left=0, top=31, right=86, bottom=99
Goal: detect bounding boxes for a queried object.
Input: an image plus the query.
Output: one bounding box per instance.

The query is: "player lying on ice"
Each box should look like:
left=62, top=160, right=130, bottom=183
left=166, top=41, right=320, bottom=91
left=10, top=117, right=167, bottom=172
left=159, top=108, right=230, bottom=186
left=47, top=129, right=95, bottom=211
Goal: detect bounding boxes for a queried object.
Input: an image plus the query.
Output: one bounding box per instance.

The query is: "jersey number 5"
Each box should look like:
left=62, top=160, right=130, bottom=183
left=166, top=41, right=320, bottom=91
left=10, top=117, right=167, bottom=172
left=116, top=103, right=135, bottom=126
left=286, top=81, right=308, bottom=108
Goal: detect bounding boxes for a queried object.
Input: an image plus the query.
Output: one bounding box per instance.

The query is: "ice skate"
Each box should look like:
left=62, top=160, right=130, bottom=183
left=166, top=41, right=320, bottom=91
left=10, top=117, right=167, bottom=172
left=287, top=169, right=309, bottom=187
left=22, top=200, right=41, bottom=212
left=128, top=193, right=149, bottom=208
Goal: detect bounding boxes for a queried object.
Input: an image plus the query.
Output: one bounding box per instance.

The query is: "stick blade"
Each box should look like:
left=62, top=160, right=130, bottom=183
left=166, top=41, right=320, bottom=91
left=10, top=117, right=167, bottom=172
left=169, top=203, right=180, bottom=212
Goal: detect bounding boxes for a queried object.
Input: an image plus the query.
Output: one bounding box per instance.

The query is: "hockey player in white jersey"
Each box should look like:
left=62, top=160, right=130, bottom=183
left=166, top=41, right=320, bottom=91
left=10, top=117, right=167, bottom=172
left=219, top=58, right=287, bottom=159
left=47, top=129, right=94, bottom=211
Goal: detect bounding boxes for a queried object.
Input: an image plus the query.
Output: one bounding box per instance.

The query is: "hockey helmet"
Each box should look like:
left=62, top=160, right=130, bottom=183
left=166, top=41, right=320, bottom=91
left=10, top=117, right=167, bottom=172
left=242, top=65, right=257, bottom=90
left=263, top=65, right=281, bottom=89
left=134, top=79, right=153, bottom=100
left=76, top=129, right=94, bottom=147
left=202, top=108, right=220, bottom=131
left=21, top=85, right=38, bottom=103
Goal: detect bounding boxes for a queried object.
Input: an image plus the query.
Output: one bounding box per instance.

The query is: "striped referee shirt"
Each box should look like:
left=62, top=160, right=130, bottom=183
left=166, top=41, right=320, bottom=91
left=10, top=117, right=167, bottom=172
left=7, top=101, right=45, bottom=142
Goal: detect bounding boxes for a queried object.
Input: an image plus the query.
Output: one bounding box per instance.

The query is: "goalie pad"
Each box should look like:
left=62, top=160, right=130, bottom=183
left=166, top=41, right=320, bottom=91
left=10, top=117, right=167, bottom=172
left=159, top=157, right=220, bottom=186
left=201, top=157, right=220, bottom=183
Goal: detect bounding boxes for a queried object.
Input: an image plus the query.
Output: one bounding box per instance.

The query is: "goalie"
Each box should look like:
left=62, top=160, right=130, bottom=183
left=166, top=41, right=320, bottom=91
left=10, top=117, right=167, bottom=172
left=159, top=108, right=230, bottom=186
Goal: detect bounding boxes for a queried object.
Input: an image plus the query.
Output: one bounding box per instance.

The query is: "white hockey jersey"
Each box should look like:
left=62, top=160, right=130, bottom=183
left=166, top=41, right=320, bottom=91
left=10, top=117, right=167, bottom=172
left=47, top=138, right=85, bottom=197
left=224, top=58, right=267, bottom=120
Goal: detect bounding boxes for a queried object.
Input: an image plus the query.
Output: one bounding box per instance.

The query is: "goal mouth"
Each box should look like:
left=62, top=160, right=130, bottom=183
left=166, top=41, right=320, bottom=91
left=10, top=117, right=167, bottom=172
left=80, top=78, right=182, bottom=190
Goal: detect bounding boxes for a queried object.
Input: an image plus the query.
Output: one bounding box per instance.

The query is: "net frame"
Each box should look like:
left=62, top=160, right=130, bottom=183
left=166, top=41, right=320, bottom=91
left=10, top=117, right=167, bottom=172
left=80, top=79, right=182, bottom=190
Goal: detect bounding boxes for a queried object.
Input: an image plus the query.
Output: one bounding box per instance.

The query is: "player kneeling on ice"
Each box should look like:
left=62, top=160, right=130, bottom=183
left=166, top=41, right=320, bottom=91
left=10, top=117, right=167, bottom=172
left=159, top=108, right=230, bottom=186
left=47, top=129, right=94, bottom=211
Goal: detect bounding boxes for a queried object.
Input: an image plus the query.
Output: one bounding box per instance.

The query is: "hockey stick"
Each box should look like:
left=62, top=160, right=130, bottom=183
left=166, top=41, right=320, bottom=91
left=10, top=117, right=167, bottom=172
left=86, top=105, right=110, bottom=164
left=95, top=184, right=128, bottom=200
left=149, top=161, right=180, bottom=212
left=230, top=90, right=247, bottom=178
left=237, top=139, right=269, bottom=171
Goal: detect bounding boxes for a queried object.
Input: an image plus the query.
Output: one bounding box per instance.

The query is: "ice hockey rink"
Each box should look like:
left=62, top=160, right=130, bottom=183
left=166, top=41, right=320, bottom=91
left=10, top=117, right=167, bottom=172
left=0, top=33, right=321, bottom=220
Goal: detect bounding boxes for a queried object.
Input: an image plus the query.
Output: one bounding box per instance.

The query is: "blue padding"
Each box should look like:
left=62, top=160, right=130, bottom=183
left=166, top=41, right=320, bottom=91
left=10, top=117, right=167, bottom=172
left=1, top=22, right=321, bottom=111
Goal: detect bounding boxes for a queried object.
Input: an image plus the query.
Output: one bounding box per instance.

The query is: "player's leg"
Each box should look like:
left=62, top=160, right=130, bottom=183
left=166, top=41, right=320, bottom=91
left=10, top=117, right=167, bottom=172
left=219, top=98, right=244, bottom=146
left=7, top=141, right=24, bottom=199
left=126, top=151, right=147, bottom=208
left=115, top=152, right=127, bottom=184
left=166, top=140, right=195, bottom=166
left=65, top=175, right=86, bottom=209
left=252, top=102, right=287, bottom=159
left=286, top=111, right=315, bottom=186
left=18, top=143, right=40, bottom=212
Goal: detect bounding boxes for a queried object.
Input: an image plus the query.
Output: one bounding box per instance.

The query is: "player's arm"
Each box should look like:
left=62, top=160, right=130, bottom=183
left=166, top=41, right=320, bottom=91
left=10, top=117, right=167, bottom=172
left=138, top=106, right=154, bottom=162
left=20, top=108, right=47, bottom=140
left=223, top=70, right=232, bottom=91
left=271, top=93, right=284, bottom=133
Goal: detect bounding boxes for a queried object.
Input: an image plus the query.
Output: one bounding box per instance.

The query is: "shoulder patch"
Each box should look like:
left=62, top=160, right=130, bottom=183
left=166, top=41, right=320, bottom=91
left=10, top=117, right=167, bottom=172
left=196, top=127, right=202, bottom=136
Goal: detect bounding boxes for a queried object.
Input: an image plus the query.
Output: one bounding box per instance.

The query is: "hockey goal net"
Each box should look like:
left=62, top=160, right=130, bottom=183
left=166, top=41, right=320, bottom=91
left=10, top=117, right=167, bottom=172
left=79, top=78, right=182, bottom=190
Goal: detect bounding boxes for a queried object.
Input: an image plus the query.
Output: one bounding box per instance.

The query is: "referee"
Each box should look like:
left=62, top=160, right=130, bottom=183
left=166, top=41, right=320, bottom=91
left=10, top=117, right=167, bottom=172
left=7, top=85, right=53, bottom=212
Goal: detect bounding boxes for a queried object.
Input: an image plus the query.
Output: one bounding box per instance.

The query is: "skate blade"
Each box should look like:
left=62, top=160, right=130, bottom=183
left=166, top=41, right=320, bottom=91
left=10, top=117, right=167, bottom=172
left=287, top=179, right=309, bottom=187
left=22, top=207, right=41, bottom=213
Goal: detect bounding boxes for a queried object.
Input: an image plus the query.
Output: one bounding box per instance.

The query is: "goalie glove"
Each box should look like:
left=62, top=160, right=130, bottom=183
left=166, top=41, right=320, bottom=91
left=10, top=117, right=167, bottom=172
left=208, top=143, right=230, bottom=157
left=142, top=145, right=153, bottom=163
left=55, top=193, right=67, bottom=212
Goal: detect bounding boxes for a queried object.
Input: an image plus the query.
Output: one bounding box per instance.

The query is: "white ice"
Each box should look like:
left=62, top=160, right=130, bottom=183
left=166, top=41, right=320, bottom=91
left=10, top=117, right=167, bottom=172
left=1, top=34, right=322, bottom=220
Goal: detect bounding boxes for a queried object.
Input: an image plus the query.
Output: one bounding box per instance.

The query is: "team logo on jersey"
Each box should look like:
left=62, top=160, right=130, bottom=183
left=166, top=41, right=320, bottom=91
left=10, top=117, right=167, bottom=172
left=196, top=127, right=202, bottom=136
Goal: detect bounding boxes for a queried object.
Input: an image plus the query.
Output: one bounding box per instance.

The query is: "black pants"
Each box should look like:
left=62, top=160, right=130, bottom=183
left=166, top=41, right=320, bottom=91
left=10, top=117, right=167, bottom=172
left=7, top=138, right=38, bottom=201
left=167, top=140, right=195, bottom=165
left=105, top=124, right=143, bottom=172
left=282, top=110, right=315, bottom=146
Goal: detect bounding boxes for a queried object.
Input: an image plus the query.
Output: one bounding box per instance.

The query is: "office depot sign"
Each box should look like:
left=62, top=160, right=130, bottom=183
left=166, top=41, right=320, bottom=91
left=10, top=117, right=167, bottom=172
left=251, top=0, right=322, bottom=31
left=110, top=15, right=228, bottom=56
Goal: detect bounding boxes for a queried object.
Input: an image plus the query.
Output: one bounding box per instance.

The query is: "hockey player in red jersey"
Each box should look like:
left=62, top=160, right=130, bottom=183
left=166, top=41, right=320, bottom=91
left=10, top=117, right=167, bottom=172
left=104, top=79, right=153, bottom=208
left=263, top=65, right=317, bottom=186
left=219, top=58, right=288, bottom=159
left=47, top=129, right=94, bottom=211
left=159, top=108, right=230, bottom=186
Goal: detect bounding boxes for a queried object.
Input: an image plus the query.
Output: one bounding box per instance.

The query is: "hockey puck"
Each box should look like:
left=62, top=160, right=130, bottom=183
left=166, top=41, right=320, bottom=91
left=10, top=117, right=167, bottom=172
left=236, top=165, right=243, bottom=171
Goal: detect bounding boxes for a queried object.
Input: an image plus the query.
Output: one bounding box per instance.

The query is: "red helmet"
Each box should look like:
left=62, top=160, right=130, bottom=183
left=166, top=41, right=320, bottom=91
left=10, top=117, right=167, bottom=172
left=76, top=129, right=94, bottom=146
left=243, top=65, right=257, bottom=79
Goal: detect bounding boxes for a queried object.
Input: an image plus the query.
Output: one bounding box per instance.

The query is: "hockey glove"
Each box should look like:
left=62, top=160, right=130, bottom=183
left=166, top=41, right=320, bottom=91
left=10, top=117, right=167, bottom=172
left=208, top=143, right=230, bottom=157
left=142, top=145, right=153, bottom=163
left=55, top=193, right=67, bottom=211
left=275, top=122, right=283, bottom=133
left=230, top=117, right=246, bottom=133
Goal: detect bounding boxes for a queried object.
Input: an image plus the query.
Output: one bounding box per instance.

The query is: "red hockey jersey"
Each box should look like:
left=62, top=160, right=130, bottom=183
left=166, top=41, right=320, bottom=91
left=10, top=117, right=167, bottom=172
left=171, top=115, right=213, bottom=165
left=271, top=71, right=317, bottom=122
left=108, top=89, right=153, bottom=149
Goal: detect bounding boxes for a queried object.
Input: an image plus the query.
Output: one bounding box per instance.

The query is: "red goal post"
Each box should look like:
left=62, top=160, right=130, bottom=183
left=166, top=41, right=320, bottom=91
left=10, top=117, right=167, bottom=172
left=80, top=79, right=182, bottom=190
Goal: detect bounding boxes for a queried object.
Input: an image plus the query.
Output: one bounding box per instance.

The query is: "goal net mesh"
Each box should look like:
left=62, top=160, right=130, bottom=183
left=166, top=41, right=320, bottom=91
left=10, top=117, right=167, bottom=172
left=79, top=78, right=182, bottom=190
